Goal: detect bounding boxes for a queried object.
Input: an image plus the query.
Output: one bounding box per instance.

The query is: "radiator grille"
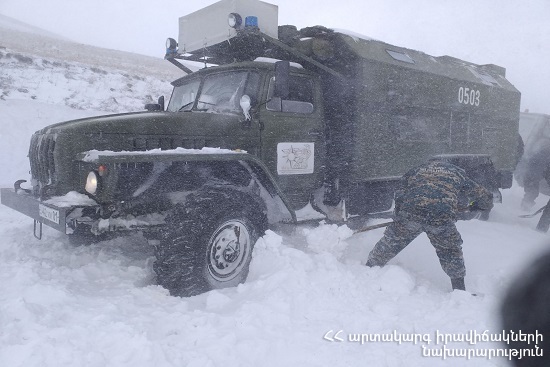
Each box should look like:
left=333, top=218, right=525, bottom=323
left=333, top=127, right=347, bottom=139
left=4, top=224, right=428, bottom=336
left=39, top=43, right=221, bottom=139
left=29, top=134, right=56, bottom=188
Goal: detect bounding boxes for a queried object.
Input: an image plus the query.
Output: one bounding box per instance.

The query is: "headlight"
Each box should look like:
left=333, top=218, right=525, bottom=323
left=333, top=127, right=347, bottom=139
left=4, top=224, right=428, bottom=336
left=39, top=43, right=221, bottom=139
left=85, top=171, right=100, bottom=195
left=228, top=13, right=242, bottom=28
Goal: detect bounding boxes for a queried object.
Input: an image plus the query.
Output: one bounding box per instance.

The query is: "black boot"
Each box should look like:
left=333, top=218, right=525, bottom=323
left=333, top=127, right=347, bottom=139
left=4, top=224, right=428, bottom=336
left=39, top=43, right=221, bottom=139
left=451, top=277, right=465, bottom=291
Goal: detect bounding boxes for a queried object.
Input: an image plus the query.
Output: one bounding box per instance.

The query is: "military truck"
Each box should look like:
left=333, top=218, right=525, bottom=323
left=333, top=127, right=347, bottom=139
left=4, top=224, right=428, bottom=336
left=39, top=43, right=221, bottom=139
left=1, top=0, right=521, bottom=297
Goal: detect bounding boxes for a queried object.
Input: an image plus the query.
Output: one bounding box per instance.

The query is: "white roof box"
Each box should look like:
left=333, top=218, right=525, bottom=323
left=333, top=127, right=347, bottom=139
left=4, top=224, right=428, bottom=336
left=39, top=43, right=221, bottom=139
left=178, top=0, right=278, bottom=54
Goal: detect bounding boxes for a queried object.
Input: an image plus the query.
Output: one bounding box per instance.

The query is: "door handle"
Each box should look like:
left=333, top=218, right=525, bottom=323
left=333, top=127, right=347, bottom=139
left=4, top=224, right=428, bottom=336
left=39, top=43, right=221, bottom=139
left=308, top=130, right=322, bottom=136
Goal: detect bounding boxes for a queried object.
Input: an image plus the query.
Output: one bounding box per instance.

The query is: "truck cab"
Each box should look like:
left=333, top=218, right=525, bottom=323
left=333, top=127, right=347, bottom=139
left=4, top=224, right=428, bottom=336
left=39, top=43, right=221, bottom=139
left=164, top=61, right=326, bottom=210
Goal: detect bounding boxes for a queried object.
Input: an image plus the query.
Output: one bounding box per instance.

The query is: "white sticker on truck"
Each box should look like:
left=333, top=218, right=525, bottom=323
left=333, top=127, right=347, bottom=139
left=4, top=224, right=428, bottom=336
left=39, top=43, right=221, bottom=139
left=277, top=142, right=314, bottom=175
left=39, top=204, right=60, bottom=224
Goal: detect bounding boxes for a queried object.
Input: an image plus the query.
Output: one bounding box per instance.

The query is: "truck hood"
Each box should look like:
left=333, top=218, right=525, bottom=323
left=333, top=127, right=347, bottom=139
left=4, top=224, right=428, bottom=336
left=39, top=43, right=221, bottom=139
left=28, top=110, right=260, bottom=197
left=39, top=111, right=244, bottom=136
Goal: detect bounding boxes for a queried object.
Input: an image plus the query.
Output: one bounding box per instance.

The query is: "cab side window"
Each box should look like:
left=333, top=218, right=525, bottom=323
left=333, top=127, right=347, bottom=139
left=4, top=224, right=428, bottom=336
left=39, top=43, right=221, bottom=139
left=266, top=75, right=314, bottom=114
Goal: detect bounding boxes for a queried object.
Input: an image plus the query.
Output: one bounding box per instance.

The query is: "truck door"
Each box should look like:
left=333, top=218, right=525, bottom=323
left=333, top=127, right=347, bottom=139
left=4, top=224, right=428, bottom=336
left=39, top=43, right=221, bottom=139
left=258, top=73, right=325, bottom=209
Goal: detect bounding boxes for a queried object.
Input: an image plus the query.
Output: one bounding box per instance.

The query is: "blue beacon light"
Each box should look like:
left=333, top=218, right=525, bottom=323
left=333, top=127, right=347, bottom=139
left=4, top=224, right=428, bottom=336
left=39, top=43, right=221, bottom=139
left=245, top=16, right=258, bottom=28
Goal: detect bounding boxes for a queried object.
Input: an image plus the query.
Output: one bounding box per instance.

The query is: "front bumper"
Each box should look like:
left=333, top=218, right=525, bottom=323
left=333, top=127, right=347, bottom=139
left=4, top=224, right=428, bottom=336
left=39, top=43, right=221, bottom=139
left=2, top=188, right=167, bottom=237
left=0, top=188, right=93, bottom=234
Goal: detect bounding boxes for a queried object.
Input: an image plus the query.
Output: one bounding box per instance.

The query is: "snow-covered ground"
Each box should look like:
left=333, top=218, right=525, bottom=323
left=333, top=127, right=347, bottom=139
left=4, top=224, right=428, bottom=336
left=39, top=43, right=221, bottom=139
left=1, top=14, right=549, bottom=367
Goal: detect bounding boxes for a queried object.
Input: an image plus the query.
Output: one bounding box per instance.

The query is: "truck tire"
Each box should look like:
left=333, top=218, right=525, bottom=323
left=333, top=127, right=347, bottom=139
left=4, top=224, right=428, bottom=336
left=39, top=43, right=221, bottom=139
left=154, top=190, right=267, bottom=297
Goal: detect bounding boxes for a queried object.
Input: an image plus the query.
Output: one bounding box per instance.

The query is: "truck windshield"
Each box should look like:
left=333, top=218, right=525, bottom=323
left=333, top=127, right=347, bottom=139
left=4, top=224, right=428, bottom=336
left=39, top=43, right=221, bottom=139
left=197, top=71, right=258, bottom=113
left=167, top=79, right=200, bottom=112
left=167, top=71, right=259, bottom=113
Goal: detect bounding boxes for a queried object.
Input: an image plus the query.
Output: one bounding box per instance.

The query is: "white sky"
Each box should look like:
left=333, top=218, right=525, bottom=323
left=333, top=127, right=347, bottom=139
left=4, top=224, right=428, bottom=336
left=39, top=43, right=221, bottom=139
left=1, top=0, right=549, bottom=114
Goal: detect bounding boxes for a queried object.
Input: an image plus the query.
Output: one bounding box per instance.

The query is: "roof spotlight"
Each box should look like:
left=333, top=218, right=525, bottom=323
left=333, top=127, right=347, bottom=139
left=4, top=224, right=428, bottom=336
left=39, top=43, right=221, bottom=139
left=228, top=13, right=242, bottom=28
left=166, top=38, right=178, bottom=51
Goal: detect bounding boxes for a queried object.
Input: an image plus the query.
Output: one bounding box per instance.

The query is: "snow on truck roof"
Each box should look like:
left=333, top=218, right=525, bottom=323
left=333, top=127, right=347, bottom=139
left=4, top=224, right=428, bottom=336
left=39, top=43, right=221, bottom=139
left=330, top=28, right=375, bottom=42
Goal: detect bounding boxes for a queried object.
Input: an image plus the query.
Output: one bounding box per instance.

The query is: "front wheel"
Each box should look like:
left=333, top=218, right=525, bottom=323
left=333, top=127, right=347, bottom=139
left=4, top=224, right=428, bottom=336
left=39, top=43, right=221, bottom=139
left=204, top=218, right=258, bottom=286
left=154, top=191, right=266, bottom=297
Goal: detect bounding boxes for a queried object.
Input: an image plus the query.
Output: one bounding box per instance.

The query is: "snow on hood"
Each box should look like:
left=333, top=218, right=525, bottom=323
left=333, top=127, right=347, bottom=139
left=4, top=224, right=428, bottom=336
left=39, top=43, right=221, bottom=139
left=43, top=191, right=97, bottom=207
left=81, top=147, right=246, bottom=162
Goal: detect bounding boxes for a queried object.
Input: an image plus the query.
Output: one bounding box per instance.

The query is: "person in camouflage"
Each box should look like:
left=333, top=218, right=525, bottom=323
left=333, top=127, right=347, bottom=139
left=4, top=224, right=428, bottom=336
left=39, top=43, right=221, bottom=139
left=365, top=158, right=494, bottom=291
left=520, top=144, right=550, bottom=211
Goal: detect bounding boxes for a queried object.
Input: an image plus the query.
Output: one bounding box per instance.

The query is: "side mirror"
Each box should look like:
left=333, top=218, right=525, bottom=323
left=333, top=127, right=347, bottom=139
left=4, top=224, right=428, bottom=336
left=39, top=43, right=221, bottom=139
left=274, top=61, right=290, bottom=99
left=144, top=96, right=165, bottom=112
left=240, top=95, right=252, bottom=121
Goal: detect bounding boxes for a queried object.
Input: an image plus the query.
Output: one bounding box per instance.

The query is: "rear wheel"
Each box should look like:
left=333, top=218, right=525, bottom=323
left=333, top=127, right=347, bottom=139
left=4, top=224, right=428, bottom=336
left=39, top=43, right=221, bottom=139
left=154, top=190, right=266, bottom=297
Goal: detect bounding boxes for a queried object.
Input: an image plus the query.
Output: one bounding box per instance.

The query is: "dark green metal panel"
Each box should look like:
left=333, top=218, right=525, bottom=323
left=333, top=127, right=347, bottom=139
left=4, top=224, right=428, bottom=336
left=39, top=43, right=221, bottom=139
left=320, top=33, right=520, bottom=184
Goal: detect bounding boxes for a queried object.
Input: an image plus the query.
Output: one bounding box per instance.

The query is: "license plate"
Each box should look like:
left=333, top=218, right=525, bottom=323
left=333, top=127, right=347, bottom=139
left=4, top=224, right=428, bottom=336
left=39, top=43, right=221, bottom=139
left=39, top=204, right=60, bottom=224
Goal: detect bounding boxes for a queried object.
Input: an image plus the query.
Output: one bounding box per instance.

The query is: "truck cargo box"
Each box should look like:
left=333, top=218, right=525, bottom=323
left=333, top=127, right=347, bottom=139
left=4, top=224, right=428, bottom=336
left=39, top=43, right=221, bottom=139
left=320, top=33, right=521, bottom=183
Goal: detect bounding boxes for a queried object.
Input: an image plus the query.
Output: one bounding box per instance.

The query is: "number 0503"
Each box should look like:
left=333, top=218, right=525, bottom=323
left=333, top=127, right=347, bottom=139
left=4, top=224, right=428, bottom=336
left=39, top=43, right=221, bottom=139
left=458, top=87, right=480, bottom=106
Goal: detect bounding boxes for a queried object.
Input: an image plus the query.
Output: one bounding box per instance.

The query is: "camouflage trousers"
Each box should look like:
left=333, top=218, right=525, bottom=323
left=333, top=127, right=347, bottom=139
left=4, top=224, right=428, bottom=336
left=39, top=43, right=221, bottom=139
left=366, top=215, right=465, bottom=279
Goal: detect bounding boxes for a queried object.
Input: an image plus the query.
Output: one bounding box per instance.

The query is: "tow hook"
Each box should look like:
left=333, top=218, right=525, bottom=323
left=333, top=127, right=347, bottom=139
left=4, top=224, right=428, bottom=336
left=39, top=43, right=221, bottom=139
left=14, top=180, right=31, bottom=194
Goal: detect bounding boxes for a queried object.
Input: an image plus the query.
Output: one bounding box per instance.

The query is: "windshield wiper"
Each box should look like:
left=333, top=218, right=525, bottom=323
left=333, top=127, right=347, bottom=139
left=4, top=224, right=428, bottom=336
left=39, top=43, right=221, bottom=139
left=178, top=101, right=194, bottom=112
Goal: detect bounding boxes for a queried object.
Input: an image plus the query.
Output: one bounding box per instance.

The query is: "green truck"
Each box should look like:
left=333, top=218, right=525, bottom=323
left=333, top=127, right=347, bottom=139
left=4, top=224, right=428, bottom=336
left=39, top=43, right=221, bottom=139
left=1, top=0, right=521, bottom=297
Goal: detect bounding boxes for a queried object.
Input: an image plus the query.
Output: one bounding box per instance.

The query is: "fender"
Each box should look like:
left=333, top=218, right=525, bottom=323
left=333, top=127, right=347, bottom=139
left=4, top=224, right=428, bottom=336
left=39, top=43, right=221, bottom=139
left=77, top=148, right=296, bottom=225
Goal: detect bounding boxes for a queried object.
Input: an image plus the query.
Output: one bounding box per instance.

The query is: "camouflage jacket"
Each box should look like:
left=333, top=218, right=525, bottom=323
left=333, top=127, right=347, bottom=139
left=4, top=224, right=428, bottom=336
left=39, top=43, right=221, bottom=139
left=395, top=160, right=493, bottom=225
